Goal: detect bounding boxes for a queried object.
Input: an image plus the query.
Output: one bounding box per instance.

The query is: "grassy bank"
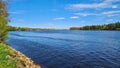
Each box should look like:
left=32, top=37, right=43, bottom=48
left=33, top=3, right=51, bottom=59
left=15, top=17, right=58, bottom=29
left=0, top=43, right=41, bottom=68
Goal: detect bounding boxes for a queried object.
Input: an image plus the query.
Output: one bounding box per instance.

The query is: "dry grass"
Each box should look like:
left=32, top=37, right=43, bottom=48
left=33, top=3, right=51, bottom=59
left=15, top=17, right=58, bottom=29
left=0, top=43, right=41, bottom=68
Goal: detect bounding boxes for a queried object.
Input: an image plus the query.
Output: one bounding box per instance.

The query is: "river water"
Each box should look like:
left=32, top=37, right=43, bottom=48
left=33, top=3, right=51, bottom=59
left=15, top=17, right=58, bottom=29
left=7, top=30, right=120, bottom=68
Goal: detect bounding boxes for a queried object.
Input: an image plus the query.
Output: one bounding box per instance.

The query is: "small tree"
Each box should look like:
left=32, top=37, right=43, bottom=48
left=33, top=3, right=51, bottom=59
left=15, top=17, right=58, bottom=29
left=0, top=0, right=8, bottom=43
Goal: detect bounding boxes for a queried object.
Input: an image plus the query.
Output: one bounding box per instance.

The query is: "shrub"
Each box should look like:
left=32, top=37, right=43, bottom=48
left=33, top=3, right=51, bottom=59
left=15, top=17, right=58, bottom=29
left=0, top=16, right=8, bottom=43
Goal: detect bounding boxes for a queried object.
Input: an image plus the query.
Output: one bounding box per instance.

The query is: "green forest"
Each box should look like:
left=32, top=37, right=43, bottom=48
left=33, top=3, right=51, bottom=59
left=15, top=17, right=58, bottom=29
left=70, top=22, right=120, bottom=30
left=0, top=0, right=8, bottom=43
left=7, top=26, right=55, bottom=31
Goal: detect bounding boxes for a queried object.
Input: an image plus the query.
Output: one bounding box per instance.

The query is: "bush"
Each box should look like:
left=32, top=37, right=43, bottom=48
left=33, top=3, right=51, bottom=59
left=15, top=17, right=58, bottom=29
left=0, top=0, right=8, bottom=43
left=0, top=16, right=8, bottom=43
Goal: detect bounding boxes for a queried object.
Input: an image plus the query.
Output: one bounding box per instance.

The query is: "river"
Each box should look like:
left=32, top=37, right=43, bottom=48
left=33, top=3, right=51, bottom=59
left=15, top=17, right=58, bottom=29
left=7, top=30, right=120, bottom=68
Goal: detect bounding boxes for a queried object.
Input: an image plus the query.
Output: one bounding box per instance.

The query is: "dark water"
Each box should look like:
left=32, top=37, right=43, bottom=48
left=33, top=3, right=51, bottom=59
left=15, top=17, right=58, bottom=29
left=7, top=30, right=120, bottom=68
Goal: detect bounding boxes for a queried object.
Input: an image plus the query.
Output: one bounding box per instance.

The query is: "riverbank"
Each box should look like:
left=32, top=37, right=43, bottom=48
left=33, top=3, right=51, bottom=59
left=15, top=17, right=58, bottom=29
left=0, top=43, right=41, bottom=68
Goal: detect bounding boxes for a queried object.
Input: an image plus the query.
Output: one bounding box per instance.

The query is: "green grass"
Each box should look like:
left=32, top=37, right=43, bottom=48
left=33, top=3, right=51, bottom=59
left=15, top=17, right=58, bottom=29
left=0, top=43, right=40, bottom=68
left=0, top=43, right=16, bottom=68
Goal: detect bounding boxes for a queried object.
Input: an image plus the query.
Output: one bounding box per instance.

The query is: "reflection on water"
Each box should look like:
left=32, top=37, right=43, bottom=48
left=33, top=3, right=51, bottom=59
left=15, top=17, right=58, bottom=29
left=7, top=30, right=120, bottom=68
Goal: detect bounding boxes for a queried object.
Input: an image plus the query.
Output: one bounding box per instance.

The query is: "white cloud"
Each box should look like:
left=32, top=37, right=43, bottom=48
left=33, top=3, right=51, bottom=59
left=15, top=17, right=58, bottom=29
left=53, top=17, right=65, bottom=20
left=11, top=18, right=24, bottom=22
left=106, top=19, right=115, bottom=23
left=102, top=10, right=120, bottom=15
left=74, top=10, right=120, bottom=17
left=70, top=16, right=79, bottom=19
left=112, top=5, right=118, bottom=8
left=9, top=12, right=21, bottom=14
left=17, top=19, right=24, bottom=22
left=102, top=10, right=120, bottom=17
left=67, top=0, right=120, bottom=10
left=74, top=13, right=98, bottom=16
left=9, top=11, right=25, bottom=14
left=10, top=0, right=24, bottom=2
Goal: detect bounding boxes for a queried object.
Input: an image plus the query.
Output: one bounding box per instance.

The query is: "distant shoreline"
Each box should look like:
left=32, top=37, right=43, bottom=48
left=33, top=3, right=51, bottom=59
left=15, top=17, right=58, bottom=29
left=70, top=22, right=120, bottom=30
left=9, top=30, right=120, bottom=31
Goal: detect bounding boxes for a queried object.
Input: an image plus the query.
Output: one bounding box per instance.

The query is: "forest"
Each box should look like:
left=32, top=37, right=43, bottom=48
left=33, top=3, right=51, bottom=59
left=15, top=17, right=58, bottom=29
left=70, top=22, right=120, bottom=30
left=0, top=0, right=8, bottom=43
left=7, top=26, right=55, bottom=31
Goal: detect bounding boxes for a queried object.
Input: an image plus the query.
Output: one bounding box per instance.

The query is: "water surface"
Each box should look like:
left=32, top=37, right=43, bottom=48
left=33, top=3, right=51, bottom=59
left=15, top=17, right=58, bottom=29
left=8, top=30, right=120, bottom=68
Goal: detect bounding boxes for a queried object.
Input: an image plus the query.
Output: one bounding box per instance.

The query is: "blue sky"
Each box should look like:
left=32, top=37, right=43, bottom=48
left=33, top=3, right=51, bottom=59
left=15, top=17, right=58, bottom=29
left=9, top=0, right=120, bottom=29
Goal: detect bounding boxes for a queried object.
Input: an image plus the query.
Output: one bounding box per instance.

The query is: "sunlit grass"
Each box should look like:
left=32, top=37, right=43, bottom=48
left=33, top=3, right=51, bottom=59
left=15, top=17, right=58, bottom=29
left=0, top=43, right=16, bottom=68
left=0, top=43, right=41, bottom=68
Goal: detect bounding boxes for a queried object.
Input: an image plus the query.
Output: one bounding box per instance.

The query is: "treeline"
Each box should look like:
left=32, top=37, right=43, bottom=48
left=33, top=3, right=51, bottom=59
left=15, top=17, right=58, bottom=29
left=0, top=0, right=8, bottom=43
left=7, top=26, right=28, bottom=31
left=7, top=26, right=55, bottom=31
left=70, top=22, right=120, bottom=30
